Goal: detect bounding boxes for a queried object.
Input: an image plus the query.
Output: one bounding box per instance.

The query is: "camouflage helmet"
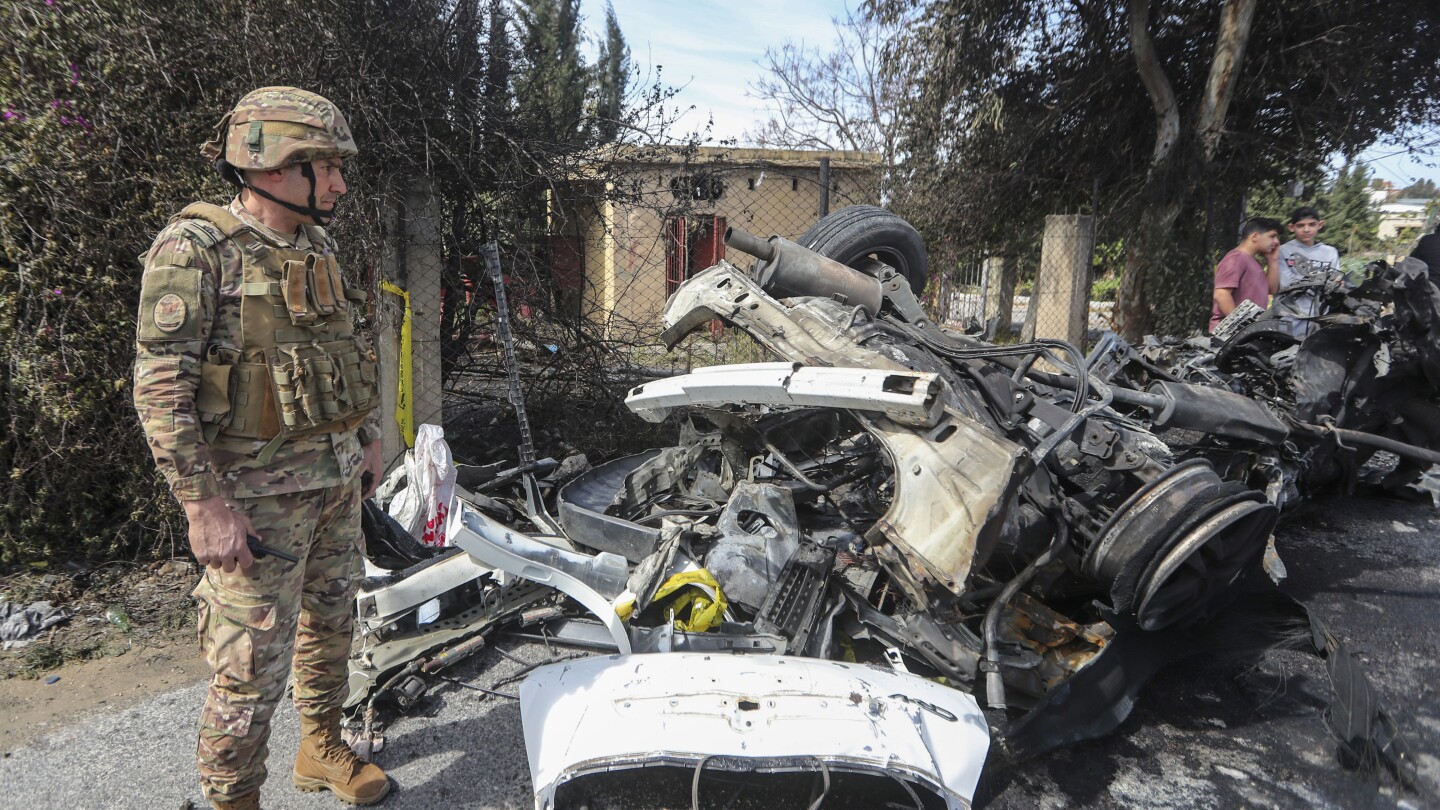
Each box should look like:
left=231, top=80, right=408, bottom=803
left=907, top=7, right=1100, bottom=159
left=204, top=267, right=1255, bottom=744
left=201, top=86, right=357, bottom=172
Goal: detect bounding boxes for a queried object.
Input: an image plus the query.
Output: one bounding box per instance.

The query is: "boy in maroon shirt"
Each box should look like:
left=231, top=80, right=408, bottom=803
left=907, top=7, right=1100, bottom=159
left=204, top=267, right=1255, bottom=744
left=1210, top=216, right=1282, bottom=333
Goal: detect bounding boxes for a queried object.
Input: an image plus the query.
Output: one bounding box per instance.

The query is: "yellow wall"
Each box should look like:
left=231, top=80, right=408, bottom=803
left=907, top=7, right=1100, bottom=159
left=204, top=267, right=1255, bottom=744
left=573, top=156, right=881, bottom=338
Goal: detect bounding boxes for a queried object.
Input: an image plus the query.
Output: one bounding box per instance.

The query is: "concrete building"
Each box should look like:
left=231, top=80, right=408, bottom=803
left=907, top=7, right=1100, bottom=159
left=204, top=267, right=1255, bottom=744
left=550, top=147, right=882, bottom=338
left=1377, top=197, right=1430, bottom=240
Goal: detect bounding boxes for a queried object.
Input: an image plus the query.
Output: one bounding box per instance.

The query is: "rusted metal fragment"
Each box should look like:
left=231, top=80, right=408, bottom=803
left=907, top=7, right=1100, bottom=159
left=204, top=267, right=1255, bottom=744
left=1002, top=593, right=1113, bottom=690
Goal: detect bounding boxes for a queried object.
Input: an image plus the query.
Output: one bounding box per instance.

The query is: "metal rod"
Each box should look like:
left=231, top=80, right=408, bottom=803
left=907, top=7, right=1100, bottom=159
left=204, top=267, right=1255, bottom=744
left=429, top=674, right=518, bottom=700
left=818, top=156, right=831, bottom=218
left=481, top=242, right=536, bottom=467
left=421, top=633, right=488, bottom=674
left=1008, top=362, right=1167, bottom=410
left=1294, top=423, right=1440, bottom=465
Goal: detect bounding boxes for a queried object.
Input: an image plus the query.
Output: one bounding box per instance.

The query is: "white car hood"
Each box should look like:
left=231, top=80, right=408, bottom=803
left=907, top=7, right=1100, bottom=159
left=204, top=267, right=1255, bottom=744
left=519, top=652, right=990, bottom=809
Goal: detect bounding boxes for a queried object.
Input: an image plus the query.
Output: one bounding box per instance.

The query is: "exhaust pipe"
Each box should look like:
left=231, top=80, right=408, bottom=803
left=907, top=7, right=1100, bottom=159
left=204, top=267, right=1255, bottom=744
left=722, top=226, right=776, bottom=263
left=724, top=226, right=884, bottom=316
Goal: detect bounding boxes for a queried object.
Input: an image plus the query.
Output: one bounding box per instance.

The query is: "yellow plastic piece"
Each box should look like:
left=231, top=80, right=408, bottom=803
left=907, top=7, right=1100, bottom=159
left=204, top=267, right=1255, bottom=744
left=380, top=280, right=415, bottom=448
left=650, top=569, right=728, bottom=632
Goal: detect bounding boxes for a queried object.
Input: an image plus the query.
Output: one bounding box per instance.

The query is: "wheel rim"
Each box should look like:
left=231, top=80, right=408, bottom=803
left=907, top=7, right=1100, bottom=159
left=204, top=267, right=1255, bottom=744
left=1083, top=460, right=1218, bottom=582
left=1134, top=499, right=1276, bottom=631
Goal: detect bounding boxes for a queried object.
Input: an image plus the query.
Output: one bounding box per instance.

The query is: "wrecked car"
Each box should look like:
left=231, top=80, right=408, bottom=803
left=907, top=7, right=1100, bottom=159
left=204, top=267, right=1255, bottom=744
left=342, top=206, right=1436, bottom=808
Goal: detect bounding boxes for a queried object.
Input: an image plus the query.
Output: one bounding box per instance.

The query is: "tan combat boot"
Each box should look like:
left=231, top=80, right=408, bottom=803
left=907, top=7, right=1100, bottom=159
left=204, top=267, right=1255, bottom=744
left=293, top=710, right=392, bottom=805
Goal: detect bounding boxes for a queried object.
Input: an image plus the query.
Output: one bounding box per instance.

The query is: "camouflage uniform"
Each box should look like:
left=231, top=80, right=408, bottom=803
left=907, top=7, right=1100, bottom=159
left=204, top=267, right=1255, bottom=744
left=133, top=88, right=384, bottom=806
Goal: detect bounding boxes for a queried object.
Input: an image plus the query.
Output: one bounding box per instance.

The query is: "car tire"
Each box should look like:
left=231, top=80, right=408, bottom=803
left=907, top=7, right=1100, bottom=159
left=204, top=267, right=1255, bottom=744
left=767, top=205, right=930, bottom=294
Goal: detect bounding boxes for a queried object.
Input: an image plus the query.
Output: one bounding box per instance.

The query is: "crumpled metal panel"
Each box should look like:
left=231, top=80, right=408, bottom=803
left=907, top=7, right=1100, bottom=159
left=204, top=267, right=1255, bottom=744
left=449, top=502, right=632, bottom=654
left=706, top=482, right=802, bottom=611
left=519, top=653, right=989, bottom=810
left=864, top=413, right=1027, bottom=600
left=556, top=449, right=664, bottom=562
left=662, top=263, right=905, bottom=370
left=357, top=548, right=493, bottom=621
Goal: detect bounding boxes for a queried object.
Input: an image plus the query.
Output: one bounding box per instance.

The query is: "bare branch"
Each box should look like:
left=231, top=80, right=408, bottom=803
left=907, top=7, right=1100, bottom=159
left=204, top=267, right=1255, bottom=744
left=744, top=7, right=897, bottom=167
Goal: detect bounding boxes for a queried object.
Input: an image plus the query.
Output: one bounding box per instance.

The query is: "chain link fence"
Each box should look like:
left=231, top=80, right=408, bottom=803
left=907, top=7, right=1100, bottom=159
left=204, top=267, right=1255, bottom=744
left=926, top=217, right=1107, bottom=346
left=385, top=151, right=1105, bottom=468
left=414, top=150, right=886, bottom=465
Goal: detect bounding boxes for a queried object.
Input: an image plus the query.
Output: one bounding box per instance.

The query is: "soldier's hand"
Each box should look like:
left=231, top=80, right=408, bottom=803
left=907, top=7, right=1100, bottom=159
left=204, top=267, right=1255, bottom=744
left=361, top=439, right=383, bottom=500
left=182, top=496, right=258, bottom=573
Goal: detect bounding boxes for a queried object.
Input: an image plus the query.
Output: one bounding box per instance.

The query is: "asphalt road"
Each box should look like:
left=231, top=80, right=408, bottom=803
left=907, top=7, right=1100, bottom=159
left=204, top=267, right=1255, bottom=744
left=1, top=494, right=1436, bottom=810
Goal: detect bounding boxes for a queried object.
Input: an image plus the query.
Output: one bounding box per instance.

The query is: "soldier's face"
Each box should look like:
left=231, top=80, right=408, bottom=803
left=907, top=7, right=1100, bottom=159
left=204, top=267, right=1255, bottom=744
left=272, top=158, right=347, bottom=214
left=310, top=158, right=348, bottom=210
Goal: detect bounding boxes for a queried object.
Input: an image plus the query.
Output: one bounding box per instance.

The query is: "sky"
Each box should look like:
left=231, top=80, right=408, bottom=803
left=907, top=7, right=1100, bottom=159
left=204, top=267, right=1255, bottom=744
left=577, top=0, right=848, bottom=144
left=1349, top=136, right=1440, bottom=192
left=577, top=0, right=1439, bottom=187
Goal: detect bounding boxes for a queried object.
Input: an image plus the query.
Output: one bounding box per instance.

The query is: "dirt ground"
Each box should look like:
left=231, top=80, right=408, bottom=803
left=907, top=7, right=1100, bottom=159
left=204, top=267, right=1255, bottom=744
left=0, top=558, right=206, bottom=751
left=0, top=638, right=207, bottom=752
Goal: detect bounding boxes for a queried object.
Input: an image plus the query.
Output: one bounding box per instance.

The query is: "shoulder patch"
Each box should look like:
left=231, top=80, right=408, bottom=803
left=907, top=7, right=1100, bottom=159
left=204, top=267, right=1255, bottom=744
left=137, top=265, right=203, bottom=342
left=147, top=220, right=222, bottom=270
left=152, top=293, right=189, bottom=333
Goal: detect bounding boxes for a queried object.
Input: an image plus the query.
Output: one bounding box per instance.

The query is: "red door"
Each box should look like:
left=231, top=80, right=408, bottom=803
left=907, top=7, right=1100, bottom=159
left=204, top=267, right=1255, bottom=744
left=665, top=216, right=689, bottom=297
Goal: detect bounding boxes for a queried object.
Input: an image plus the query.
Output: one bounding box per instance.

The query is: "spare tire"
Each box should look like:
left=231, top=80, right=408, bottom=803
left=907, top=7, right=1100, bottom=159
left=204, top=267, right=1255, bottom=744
left=764, top=205, right=930, bottom=294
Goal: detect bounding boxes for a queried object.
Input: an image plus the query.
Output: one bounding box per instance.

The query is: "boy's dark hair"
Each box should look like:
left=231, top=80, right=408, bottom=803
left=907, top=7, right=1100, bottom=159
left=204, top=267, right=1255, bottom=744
left=1239, top=216, right=1283, bottom=241
left=1289, top=206, right=1322, bottom=224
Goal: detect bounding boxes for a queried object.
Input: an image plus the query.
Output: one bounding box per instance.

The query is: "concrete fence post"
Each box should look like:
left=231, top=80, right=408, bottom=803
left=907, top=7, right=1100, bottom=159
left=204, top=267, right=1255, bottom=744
left=377, top=198, right=405, bottom=472
left=1032, top=214, right=1096, bottom=347
left=981, top=254, right=1018, bottom=337
left=405, top=179, right=445, bottom=432
left=375, top=180, right=445, bottom=473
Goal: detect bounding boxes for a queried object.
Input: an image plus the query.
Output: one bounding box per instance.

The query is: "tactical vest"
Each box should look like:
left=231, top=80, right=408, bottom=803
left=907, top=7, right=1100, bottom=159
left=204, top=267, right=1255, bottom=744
left=175, top=203, right=378, bottom=447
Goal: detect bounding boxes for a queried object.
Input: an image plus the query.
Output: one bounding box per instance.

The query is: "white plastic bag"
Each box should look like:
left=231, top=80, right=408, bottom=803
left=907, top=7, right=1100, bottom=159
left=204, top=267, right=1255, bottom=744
left=386, top=423, right=457, bottom=547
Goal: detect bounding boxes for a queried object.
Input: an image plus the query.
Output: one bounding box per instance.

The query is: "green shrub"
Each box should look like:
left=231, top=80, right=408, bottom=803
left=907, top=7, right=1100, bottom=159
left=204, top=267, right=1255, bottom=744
left=1091, top=273, right=1122, bottom=301
left=0, top=0, right=459, bottom=566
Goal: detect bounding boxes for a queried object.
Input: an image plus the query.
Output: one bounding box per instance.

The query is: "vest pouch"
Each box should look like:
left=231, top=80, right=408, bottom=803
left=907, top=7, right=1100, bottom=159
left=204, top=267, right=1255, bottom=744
left=201, top=359, right=281, bottom=440
left=307, top=254, right=339, bottom=316
left=324, top=256, right=348, bottom=312
left=197, top=361, right=234, bottom=421
left=264, top=338, right=377, bottom=436
left=281, top=259, right=318, bottom=326
left=331, top=336, right=379, bottom=414
left=232, top=362, right=281, bottom=438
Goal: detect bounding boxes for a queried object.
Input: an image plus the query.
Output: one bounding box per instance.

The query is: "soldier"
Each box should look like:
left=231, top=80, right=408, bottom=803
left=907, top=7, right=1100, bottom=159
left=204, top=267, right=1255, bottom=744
left=133, top=87, right=390, bottom=808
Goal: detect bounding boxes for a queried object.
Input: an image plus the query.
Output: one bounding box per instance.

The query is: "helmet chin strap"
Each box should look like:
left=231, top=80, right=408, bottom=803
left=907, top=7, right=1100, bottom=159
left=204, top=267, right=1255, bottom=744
left=241, top=162, right=334, bottom=227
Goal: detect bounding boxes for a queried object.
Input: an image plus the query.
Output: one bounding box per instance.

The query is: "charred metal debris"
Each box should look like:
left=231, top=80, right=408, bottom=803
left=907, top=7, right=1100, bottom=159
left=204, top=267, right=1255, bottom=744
left=346, top=208, right=1437, bottom=808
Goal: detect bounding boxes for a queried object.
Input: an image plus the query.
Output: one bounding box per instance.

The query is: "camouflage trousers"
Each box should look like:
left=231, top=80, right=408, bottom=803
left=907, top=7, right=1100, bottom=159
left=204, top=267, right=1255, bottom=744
left=191, top=479, right=363, bottom=803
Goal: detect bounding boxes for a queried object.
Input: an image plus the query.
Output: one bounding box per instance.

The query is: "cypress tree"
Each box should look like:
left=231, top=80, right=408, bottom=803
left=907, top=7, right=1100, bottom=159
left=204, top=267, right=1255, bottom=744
left=1320, top=164, right=1381, bottom=254
left=515, top=0, right=587, bottom=145
left=592, top=2, right=630, bottom=142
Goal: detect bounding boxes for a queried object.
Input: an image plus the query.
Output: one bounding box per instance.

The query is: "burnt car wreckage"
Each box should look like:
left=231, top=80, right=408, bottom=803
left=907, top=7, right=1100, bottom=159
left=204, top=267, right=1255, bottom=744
left=345, top=207, right=1439, bottom=808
